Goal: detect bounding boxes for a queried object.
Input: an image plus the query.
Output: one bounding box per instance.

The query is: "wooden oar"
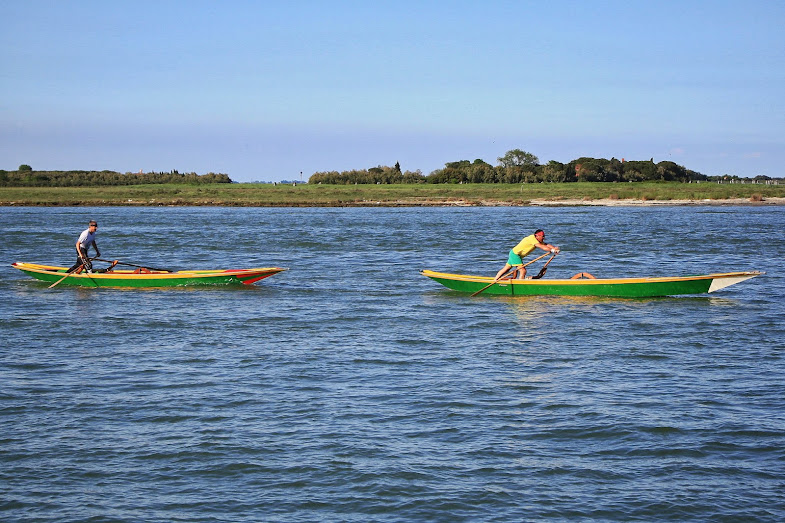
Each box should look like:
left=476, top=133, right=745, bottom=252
left=49, top=264, right=83, bottom=288
left=471, top=251, right=551, bottom=297
left=93, top=258, right=172, bottom=272
left=531, top=252, right=558, bottom=279
left=469, top=266, right=515, bottom=297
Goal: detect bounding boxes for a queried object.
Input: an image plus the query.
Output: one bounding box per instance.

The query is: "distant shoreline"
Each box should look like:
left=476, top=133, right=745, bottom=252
left=3, top=198, right=784, bottom=207
left=529, top=197, right=785, bottom=207
left=1, top=183, right=783, bottom=207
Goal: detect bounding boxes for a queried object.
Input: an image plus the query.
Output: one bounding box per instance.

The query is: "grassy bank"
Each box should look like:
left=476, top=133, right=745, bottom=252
left=1, top=182, right=783, bottom=206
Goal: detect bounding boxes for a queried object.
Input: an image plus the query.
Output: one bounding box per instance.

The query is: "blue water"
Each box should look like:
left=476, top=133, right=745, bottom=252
left=2, top=206, right=784, bottom=521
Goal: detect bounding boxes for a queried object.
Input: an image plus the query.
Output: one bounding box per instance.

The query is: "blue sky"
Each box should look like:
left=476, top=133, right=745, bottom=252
left=2, top=1, right=783, bottom=182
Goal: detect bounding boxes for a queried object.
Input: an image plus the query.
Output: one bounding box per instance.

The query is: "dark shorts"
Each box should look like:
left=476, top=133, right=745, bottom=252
left=69, top=247, right=92, bottom=272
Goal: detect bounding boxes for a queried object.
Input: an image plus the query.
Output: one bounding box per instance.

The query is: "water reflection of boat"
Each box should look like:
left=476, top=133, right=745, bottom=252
left=420, top=270, right=763, bottom=298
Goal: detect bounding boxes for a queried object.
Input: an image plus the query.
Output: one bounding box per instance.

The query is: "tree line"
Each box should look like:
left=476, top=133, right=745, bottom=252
left=309, top=164, right=425, bottom=185
left=0, top=166, right=232, bottom=187
left=309, top=150, right=778, bottom=185
left=5, top=152, right=778, bottom=187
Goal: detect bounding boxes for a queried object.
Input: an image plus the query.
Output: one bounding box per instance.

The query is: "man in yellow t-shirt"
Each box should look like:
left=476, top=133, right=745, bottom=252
left=494, top=229, right=559, bottom=280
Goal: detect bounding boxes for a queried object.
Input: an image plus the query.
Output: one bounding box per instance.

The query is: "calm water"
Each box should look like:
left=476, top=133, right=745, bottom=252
left=2, top=206, right=784, bottom=522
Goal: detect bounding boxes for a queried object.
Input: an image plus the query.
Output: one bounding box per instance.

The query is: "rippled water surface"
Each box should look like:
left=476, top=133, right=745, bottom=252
left=2, top=206, right=784, bottom=521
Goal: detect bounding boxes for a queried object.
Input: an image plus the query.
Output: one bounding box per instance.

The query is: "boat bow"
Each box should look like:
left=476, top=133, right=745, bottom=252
left=707, top=271, right=764, bottom=293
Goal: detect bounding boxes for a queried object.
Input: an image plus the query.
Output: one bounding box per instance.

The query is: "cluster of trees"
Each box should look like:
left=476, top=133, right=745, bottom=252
left=309, top=164, right=425, bottom=185
left=428, top=155, right=780, bottom=184
left=427, top=155, right=703, bottom=184
left=307, top=150, right=710, bottom=185
left=0, top=166, right=232, bottom=186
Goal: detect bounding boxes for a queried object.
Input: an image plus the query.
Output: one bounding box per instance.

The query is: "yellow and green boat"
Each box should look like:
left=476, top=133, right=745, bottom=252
left=12, top=262, right=287, bottom=288
left=421, top=269, right=764, bottom=298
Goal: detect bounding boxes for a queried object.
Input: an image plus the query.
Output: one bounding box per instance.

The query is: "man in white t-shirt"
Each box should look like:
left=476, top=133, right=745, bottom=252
left=68, top=220, right=101, bottom=272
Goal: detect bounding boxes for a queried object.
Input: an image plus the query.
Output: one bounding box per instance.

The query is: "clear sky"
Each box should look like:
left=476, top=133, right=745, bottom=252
left=2, top=1, right=783, bottom=182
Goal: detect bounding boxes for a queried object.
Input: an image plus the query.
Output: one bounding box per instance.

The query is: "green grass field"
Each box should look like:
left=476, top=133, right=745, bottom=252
left=1, top=182, right=782, bottom=206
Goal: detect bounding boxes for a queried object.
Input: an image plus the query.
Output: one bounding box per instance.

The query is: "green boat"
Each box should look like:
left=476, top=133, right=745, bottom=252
left=12, top=262, right=287, bottom=288
left=421, top=269, right=764, bottom=298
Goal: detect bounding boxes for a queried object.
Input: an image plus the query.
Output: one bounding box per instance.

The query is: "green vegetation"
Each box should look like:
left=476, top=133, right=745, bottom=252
left=3, top=149, right=780, bottom=206
left=311, top=150, right=780, bottom=185
left=1, top=182, right=782, bottom=207
left=6, top=150, right=781, bottom=189
left=309, top=165, right=425, bottom=184
left=0, top=168, right=231, bottom=187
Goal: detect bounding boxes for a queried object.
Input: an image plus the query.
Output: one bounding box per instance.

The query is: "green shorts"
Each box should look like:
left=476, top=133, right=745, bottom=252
left=506, top=250, right=523, bottom=266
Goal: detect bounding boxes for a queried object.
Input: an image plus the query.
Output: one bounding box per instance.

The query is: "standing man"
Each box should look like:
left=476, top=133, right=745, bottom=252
left=68, top=220, right=101, bottom=273
left=494, top=229, right=559, bottom=280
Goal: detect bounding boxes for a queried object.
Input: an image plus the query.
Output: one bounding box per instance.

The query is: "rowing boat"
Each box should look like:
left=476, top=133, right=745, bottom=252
left=420, top=269, right=764, bottom=297
left=12, top=262, right=287, bottom=288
